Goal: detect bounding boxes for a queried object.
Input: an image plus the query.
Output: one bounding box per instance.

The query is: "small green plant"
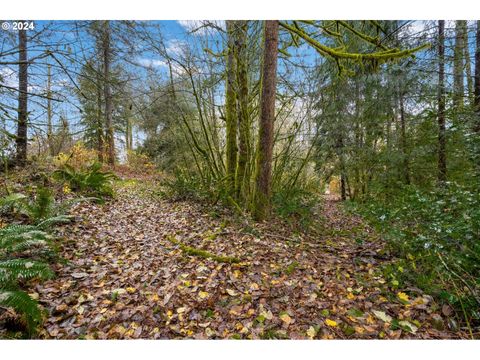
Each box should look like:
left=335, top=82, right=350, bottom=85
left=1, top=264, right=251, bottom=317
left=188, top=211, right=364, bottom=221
left=272, top=187, right=318, bottom=229
left=349, top=182, right=480, bottom=333
left=53, top=162, right=116, bottom=199
left=0, top=223, right=55, bottom=335
left=0, top=189, right=90, bottom=224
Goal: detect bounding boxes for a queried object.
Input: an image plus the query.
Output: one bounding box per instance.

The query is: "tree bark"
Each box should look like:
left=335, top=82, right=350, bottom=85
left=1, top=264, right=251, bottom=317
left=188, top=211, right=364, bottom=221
left=16, top=24, right=28, bottom=166
left=225, top=21, right=238, bottom=194
left=103, top=21, right=115, bottom=166
left=253, top=20, right=279, bottom=221
left=453, top=20, right=465, bottom=111
left=399, top=90, right=410, bottom=184
left=47, top=64, right=54, bottom=156
left=96, top=65, right=104, bottom=162
left=235, top=21, right=250, bottom=202
left=475, top=20, right=480, bottom=129
left=463, top=22, right=474, bottom=106
left=438, top=20, right=447, bottom=184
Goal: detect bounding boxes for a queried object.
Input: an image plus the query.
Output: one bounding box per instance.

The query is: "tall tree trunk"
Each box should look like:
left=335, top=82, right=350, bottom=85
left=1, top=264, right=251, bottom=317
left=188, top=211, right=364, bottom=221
left=475, top=20, right=480, bottom=128
left=474, top=20, right=480, bottom=179
left=225, top=21, right=238, bottom=194
left=453, top=20, right=465, bottom=111
left=47, top=64, right=54, bottom=156
left=438, top=20, right=447, bottom=184
left=399, top=91, right=411, bottom=184
left=463, top=22, right=474, bottom=106
left=96, top=67, right=104, bottom=163
left=253, top=20, right=279, bottom=221
left=16, top=25, right=28, bottom=166
left=234, top=21, right=250, bottom=202
left=103, top=21, right=115, bottom=166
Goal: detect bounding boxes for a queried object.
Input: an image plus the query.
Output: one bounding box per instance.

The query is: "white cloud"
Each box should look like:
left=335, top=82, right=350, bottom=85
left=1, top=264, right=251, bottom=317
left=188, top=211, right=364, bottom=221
left=177, top=20, right=225, bottom=35
left=136, top=58, right=167, bottom=69
left=166, top=39, right=187, bottom=57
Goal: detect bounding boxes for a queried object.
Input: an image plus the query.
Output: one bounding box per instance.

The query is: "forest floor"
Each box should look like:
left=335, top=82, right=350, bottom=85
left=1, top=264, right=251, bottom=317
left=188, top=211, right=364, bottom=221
left=33, top=175, right=465, bottom=339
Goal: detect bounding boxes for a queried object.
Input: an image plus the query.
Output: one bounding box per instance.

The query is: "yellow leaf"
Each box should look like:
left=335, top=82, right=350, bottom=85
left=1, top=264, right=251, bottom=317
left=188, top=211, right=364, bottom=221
left=280, top=313, right=293, bottom=325
left=354, top=326, right=365, bottom=334
left=226, top=289, right=237, bottom=296
left=259, top=309, right=273, bottom=320
left=306, top=326, right=317, bottom=339
left=233, top=270, right=242, bottom=278
left=177, top=307, right=186, bottom=314
left=249, top=283, right=259, bottom=291
left=397, top=292, right=410, bottom=302
left=126, top=287, right=136, bottom=294
left=198, top=291, right=209, bottom=299
left=325, top=319, right=337, bottom=327
left=114, top=325, right=126, bottom=335
left=347, top=293, right=355, bottom=300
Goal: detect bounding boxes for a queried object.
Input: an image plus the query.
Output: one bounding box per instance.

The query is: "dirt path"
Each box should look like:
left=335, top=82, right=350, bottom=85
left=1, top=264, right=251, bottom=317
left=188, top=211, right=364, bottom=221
left=35, top=180, right=461, bottom=339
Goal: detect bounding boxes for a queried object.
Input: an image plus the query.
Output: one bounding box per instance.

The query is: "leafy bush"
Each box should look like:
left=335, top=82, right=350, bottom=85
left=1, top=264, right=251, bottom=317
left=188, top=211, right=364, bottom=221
left=0, top=188, right=88, bottom=224
left=53, top=142, right=98, bottom=170
left=350, top=182, right=480, bottom=331
left=163, top=170, right=215, bottom=201
left=126, top=150, right=156, bottom=173
left=272, top=187, right=319, bottom=230
left=53, top=162, right=116, bottom=199
left=0, top=223, right=55, bottom=335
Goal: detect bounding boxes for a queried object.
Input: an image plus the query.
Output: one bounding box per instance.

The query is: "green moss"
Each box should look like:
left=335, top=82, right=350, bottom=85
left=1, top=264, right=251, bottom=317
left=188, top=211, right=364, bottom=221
left=166, top=235, right=241, bottom=264
left=284, top=261, right=299, bottom=275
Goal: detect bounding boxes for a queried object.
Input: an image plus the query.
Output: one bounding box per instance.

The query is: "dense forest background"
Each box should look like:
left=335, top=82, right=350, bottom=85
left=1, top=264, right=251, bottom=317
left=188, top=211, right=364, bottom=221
left=1, top=20, right=480, bottom=339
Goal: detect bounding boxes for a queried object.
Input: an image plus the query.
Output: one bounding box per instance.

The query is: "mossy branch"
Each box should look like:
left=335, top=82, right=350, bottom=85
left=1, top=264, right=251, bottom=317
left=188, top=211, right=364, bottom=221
left=336, top=20, right=387, bottom=50
left=279, top=21, right=429, bottom=66
left=166, top=235, right=241, bottom=264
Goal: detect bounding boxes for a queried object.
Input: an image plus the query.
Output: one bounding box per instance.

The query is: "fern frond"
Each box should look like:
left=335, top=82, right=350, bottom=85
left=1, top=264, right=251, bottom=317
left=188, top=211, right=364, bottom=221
left=0, top=289, right=43, bottom=334
left=0, top=259, right=54, bottom=284
left=36, top=215, right=73, bottom=229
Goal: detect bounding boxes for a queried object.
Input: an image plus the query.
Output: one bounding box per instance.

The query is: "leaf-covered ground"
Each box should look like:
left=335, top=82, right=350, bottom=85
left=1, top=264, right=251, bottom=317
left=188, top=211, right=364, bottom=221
left=34, top=178, right=466, bottom=339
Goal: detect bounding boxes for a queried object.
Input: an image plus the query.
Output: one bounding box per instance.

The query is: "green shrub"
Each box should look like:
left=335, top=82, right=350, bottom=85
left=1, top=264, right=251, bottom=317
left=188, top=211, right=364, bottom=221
left=0, top=189, right=90, bottom=224
left=53, top=162, right=116, bottom=199
left=272, top=187, right=318, bottom=230
left=349, top=182, right=480, bottom=331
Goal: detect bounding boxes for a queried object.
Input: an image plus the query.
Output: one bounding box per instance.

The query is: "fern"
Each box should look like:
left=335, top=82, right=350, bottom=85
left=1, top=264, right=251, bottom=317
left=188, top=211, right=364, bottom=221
left=0, top=259, right=53, bottom=285
left=0, top=193, right=27, bottom=216
left=0, top=290, right=42, bottom=334
left=53, top=162, right=116, bottom=199
left=0, top=229, right=50, bottom=254
left=36, top=215, right=73, bottom=229
left=0, top=223, right=55, bottom=335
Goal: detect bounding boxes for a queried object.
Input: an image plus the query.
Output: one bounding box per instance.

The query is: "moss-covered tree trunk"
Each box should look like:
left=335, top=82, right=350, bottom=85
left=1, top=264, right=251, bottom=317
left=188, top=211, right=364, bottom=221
left=103, top=20, right=115, bottom=166
left=234, top=21, right=251, bottom=203
left=16, top=25, right=28, bottom=167
left=399, top=90, right=410, bottom=184
left=253, top=20, right=279, bottom=221
left=225, top=21, right=238, bottom=195
left=438, top=20, right=447, bottom=184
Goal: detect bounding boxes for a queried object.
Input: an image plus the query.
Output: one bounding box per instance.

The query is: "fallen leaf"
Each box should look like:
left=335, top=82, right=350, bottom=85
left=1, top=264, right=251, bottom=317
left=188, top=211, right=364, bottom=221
left=306, top=326, right=317, bottom=339
left=280, top=312, right=293, bottom=325
left=325, top=319, right=337, bottom=327
left=372, top=310, right=392, bottom=323
left=226, top=289, right=237, bottom=296
left=198, top=291, right=209, bottom=299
